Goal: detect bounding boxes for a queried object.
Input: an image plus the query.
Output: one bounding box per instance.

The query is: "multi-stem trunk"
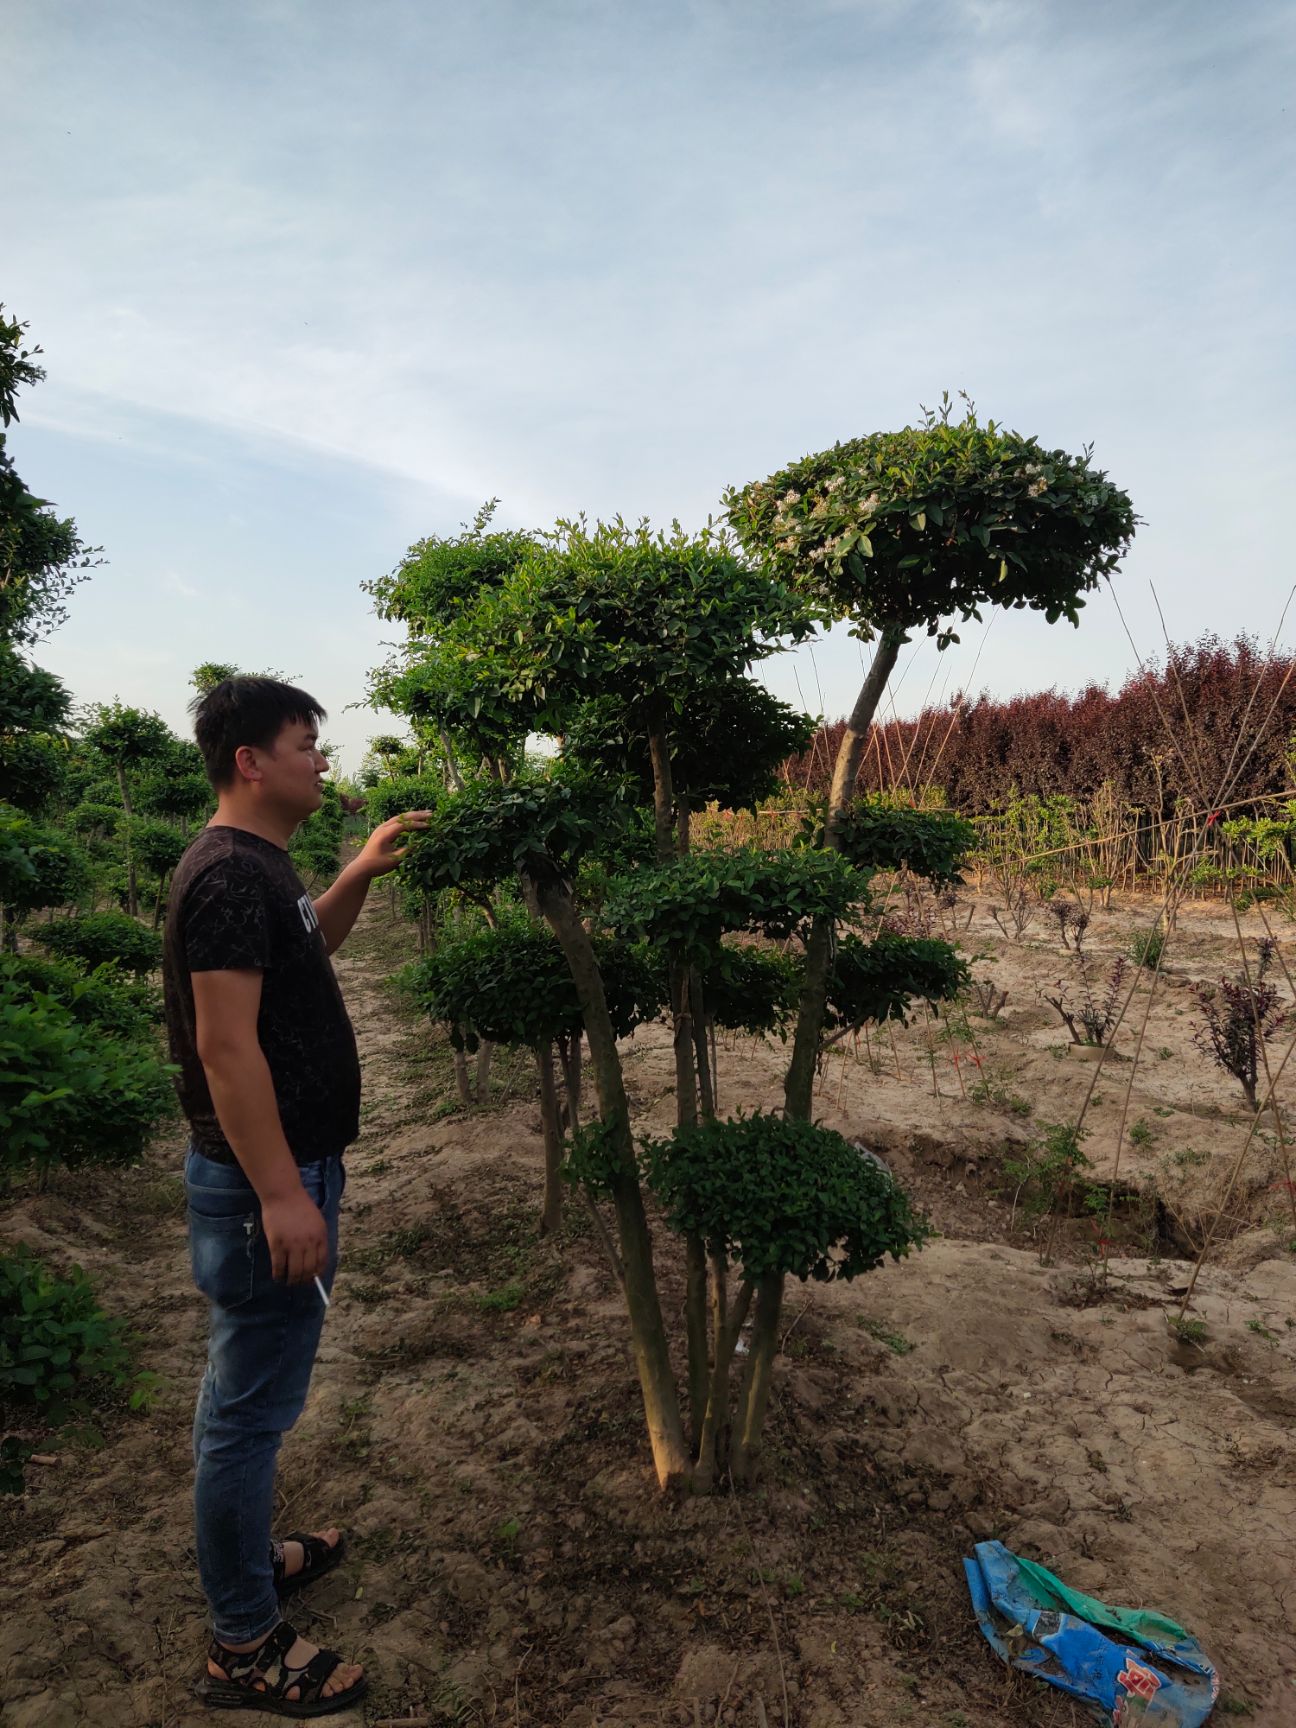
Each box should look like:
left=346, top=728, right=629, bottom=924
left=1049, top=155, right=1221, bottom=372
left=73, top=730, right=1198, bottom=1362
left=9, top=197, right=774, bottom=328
left=534, top=1040, right=564, bottom=1235
left=691, top=1257, right=754, bottom=1494
left=474, top=1039, right=495, bottom=1100
left=784, top=626, right=904, bottom=1121
left=647, top=716, right=699, bottom=1126
left=646, top=713, right=709, bottom=1437
left=438, top=728, right=465, bottom=792
left=729, top=1272, right=785, bottom=1484
left=451, top=1041, right=474, bottom=1108
left=557, top=1034, right=582, bottom=1127
left=116, top=763, right=138, bottom=918
left=524, top=858, right=689, bottom=1488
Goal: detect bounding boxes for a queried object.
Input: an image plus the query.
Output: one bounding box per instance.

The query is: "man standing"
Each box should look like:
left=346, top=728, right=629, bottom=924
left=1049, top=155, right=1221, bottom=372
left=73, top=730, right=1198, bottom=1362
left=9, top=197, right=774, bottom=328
left=163, top=675, right=427, bottom=1716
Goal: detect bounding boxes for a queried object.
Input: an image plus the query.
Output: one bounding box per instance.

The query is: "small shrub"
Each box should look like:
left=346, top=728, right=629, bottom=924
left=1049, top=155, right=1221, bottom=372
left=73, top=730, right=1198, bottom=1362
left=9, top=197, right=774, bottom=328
left=1192, top=938, right=1287, bottom=1111
left=1046, top=898, right=1089, bottom=952
left=0, top=954, right=159, bottom=1041
left=1128, top=1118, right=1154, bottom=1148
left=1043, top=957, right=1127, bottom=1047
left=1001, top=1122, right=1090, bottom=1232
left=968, top=976, right=1009, bottom=1020
left=31, top=911, right=161, bottom=977
left=859, top=1316, right=914, bottom=1355
left=0, top=1248, right=146, bottom=1491
left=0, top=974, right=175, bottom=1180
left=1129, top=928, right=1165, bottom=970
left=1168, top=1315, right=1207, bottom=1347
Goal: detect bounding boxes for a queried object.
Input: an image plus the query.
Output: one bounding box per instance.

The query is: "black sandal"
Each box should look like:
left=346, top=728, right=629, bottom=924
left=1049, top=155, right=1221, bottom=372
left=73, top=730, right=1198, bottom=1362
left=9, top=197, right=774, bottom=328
left=197, top=1620, right=368, bottom=1717
left=272, top=1531, right=347, bottom=1596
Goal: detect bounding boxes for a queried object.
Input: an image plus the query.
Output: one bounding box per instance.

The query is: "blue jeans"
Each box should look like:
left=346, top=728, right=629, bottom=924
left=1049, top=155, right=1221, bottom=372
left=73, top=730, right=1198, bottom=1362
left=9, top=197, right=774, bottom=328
left=186, top=1145, right=345, bottom=1645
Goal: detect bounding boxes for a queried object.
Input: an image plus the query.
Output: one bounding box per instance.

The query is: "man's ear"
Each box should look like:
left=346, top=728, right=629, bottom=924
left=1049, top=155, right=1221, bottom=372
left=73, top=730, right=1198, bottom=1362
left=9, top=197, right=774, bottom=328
left=233, top=744, right=263, bottom=784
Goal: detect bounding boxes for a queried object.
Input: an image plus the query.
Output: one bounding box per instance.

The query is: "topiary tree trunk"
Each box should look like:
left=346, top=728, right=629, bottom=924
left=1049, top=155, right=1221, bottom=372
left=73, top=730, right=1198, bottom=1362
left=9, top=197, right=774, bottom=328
left=784, top=629, right=903, bottom=1119
left=523, top=857, right=691, bottom=1487
left=534, top=1039, right=565, bottom=1235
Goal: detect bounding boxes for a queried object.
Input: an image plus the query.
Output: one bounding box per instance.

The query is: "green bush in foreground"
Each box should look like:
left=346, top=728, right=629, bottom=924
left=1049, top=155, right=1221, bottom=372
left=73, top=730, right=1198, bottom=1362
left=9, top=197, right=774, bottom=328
left=0, top=953, right=161, bottom=1041
left=0, top=972, right=175, bottom=1180
left=0, top=1247, right=153, bottom=1492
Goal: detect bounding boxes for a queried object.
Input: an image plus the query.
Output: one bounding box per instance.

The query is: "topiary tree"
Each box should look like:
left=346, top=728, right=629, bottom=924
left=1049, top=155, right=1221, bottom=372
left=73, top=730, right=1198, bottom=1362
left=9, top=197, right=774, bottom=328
left=0, top=804, right=90, bottom=951
left=372, top=512, right=981, bottom=1491
left=725, top=396, right=1135, bottom=1118
left=409, top=918, right=662, bottom=1233
left=30, top=910, right=162, bottom=977
left=82, top=705, right=176, bottom=915
left=122, top=817, right=188, bottom=926
left=132, top=736, right=212, bottom=830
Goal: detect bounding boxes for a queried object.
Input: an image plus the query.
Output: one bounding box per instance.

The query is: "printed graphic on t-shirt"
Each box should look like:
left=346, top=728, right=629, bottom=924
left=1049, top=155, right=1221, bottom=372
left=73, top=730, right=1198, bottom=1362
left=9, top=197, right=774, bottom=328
left=297, top=893, right=320, bottom=935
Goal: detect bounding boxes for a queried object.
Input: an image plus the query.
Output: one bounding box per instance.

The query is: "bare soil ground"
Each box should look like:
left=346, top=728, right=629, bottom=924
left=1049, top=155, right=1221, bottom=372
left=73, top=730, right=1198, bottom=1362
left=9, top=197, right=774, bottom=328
left=3, top=889, right=1296, bottom=1726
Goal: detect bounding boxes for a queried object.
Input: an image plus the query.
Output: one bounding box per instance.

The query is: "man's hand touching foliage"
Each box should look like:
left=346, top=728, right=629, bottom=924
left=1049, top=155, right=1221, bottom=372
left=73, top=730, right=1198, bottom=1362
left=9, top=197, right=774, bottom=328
left=354, top=810, right=432, bottom=879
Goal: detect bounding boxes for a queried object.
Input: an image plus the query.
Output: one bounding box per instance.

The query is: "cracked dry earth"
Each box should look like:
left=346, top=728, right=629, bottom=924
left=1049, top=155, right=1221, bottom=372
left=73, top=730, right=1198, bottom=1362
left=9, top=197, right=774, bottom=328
left=3, top=892, right=1296, bottom=1726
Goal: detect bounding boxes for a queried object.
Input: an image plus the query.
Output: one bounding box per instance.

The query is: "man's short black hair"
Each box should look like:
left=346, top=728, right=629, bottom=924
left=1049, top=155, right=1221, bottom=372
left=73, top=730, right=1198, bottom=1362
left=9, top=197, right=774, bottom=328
left=192, top=676, right=327, bottom=789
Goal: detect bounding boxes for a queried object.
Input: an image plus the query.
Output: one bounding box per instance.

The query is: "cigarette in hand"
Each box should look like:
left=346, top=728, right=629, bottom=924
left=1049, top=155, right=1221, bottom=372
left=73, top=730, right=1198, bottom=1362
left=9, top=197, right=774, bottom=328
left=314, top=1275, right=331, bottom=1308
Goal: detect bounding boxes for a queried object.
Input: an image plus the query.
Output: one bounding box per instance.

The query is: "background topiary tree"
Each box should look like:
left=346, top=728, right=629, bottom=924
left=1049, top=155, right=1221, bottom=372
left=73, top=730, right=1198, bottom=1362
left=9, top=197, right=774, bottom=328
left=0, top=804, right=90, bottom=951
left=30, top=910, right=162, bottom=977
left=408, top=917, right=662, bottom=1233
left=725, top=396, right=1136, bottom=1118
left=82, top=704, right=175, bottom=916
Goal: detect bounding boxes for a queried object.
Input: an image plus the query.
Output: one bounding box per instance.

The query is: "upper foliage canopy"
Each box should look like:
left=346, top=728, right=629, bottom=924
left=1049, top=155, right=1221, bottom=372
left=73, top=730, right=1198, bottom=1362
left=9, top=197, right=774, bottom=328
left=376, top=516, right=819, bottom=759
left=0, top=309, right=99, bottom=646
left=82, top=704, right=175, bottom=769
left=725, top=397, right=1135, bottom=648
left=365, top=500, right=538, bottom=637
left=564, top=680, right=816, bottom=813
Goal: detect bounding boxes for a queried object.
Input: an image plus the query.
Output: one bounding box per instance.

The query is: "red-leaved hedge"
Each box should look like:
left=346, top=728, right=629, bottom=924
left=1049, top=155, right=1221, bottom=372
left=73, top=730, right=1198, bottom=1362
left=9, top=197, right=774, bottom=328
left=786, top=635, right=1296, bottom=817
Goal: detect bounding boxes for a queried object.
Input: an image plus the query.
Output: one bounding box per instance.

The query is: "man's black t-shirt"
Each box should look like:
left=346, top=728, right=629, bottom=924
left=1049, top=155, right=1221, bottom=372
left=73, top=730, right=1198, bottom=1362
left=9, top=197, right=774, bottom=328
left=162, top=826, right=361, bottom=1165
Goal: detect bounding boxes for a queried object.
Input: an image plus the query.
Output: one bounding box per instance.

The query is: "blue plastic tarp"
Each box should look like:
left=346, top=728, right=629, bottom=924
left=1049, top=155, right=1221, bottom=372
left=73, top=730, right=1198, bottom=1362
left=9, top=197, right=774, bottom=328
left=964, top=1541, right=1219, bottom=1725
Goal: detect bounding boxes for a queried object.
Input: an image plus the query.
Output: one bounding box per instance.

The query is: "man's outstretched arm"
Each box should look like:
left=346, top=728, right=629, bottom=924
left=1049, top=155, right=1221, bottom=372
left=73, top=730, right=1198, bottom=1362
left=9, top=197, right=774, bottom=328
left=312, top=809, right=430, bottom=954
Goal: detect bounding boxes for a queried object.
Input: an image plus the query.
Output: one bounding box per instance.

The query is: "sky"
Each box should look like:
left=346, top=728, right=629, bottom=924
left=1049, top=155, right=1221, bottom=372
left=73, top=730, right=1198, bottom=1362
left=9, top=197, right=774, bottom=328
left=7, top=0, right=1295, bottom=774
